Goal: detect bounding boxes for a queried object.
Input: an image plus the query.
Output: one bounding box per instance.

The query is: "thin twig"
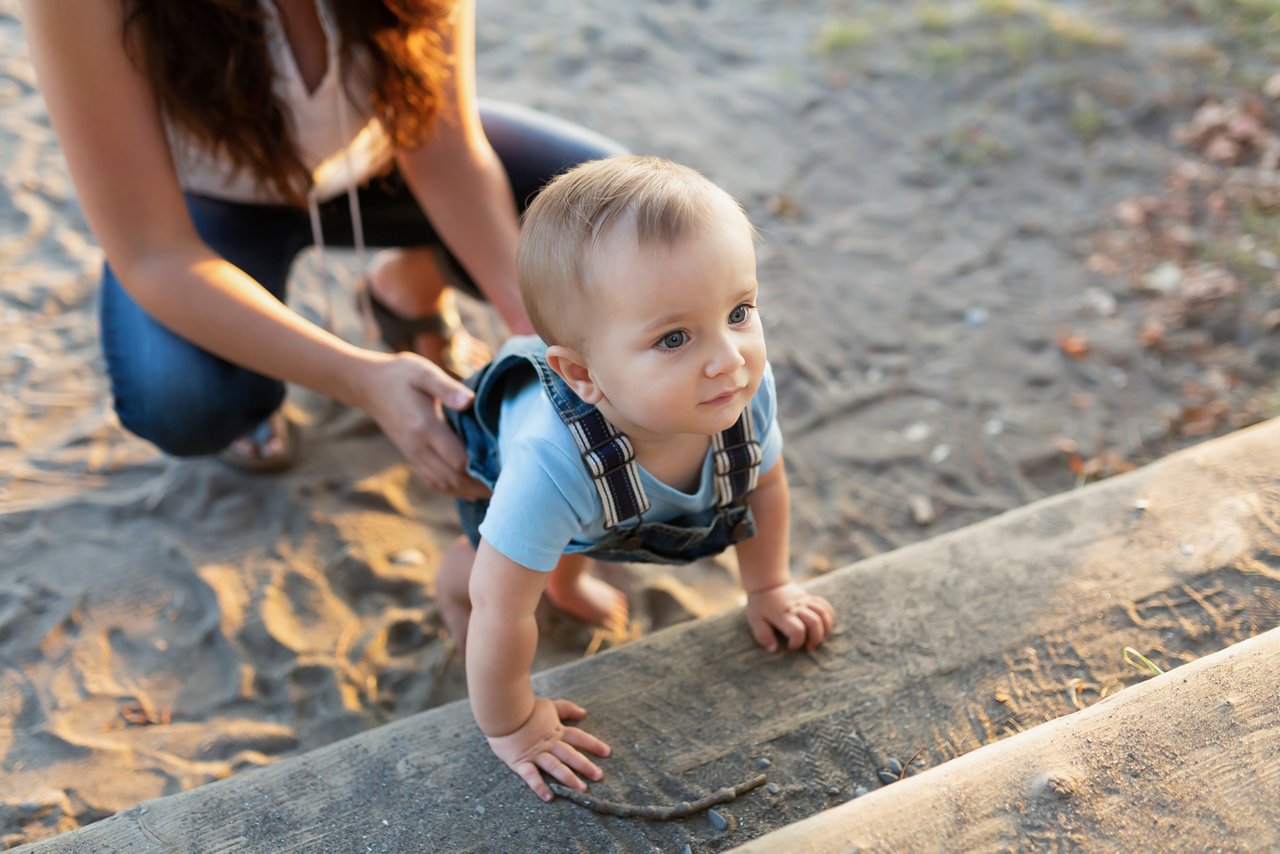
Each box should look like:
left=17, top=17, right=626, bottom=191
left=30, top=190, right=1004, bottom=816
left=549, top=774, right=767, bottom=820
left=900, top=746, right=926, bottom=776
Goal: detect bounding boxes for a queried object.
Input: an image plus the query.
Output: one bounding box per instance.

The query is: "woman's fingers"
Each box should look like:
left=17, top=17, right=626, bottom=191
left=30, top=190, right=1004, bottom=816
left=371, top=354, right=488, bottom=499
left=407, top=354, right=475, bottom=411
left=411, top=444, right=487, bottom=499
left=418, top=396, right=468, bottom=469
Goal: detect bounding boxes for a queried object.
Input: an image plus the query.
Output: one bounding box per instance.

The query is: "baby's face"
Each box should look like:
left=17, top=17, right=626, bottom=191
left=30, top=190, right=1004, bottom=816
left=578, top=209, right=765, bottom=442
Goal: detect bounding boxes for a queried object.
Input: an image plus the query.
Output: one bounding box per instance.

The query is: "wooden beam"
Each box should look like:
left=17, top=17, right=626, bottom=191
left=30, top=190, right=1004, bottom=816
left=732, top=625, right=1280, bottom=852
left=22, top=419, right=1280, bottom=853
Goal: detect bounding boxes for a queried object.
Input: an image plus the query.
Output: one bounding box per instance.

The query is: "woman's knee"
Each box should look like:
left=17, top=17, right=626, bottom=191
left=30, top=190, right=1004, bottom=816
left=113, top=369, right=284, bottom=457
left=99, top=262, right=285, bottom=456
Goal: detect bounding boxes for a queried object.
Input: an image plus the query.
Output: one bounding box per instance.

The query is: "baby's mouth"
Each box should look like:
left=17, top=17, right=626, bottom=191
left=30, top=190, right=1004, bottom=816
left=702, top=387, right=744, bottom=406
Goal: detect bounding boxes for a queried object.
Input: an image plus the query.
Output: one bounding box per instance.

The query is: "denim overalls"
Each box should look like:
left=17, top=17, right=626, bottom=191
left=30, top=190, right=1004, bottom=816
left=446, top=337, right=762, bottom=565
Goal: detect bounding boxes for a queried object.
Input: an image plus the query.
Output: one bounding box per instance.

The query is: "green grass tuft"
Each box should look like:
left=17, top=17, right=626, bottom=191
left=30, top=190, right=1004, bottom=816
left=814, top=18, right=873, bottom=56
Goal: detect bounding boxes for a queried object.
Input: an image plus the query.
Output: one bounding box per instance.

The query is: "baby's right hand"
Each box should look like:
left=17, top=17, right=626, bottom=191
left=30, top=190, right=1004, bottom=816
left=486, top=697, right=612, bottom=802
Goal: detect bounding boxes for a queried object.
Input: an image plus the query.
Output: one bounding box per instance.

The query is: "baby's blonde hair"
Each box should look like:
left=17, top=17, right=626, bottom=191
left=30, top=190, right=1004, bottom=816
left=517, top=155, right=751, bottom=347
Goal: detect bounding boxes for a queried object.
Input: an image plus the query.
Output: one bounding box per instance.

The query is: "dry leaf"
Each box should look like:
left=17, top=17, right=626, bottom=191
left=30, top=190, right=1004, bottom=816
left=1057, top=332, right=1089, bottom=360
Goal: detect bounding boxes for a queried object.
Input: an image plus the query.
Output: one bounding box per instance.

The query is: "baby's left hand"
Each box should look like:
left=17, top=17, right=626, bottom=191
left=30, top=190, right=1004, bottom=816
left=745, top=582, right=836, bottom=653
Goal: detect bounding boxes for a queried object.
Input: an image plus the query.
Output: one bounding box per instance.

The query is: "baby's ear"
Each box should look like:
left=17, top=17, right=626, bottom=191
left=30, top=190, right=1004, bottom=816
left=545, top=345, right=603, bottom=403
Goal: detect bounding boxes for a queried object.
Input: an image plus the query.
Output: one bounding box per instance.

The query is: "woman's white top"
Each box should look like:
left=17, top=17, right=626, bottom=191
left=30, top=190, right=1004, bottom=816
left=163, top=0, right=393, bottom=205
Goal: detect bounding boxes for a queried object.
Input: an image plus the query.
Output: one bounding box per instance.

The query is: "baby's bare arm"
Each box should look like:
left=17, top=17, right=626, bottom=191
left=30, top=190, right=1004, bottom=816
left=736, top=462, right=792, bottom=595
left=736, top=460, right=836, bottom=652
left=466, top=541, right=611, bottom=800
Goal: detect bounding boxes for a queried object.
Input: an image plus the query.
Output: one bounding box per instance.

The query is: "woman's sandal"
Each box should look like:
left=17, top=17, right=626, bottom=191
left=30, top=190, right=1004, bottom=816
left=364, top=285, right=490, bottom=380
left=218, top=409, right=300, bottom=473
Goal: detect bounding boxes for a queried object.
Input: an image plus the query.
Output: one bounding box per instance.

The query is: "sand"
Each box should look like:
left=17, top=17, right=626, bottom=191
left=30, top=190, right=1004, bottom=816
left=3, top=0, right=1279, bottom=848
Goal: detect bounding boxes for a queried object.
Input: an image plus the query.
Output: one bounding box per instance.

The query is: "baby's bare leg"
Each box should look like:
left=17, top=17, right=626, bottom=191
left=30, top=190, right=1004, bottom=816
left=546, top=554, right=628, bottom=628
left=436, top=535, right=477, bottom=649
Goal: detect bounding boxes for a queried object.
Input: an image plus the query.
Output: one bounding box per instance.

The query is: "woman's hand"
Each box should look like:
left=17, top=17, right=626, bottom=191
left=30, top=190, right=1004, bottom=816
left=350, top=350, right=490, bottom=499
left=486, top=697, right=611, bottom=802
left=745, top=582, right=836, bottom=653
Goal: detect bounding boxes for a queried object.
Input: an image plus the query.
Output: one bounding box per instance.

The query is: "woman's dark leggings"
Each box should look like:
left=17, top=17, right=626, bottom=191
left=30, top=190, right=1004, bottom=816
left=98, top=101, right=624, bottom=456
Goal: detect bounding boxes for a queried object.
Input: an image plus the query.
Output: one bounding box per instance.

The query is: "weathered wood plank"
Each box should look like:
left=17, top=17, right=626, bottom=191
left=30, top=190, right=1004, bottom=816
left=732, top=625, right=1280, bottom=852
left=19, top=419, right=1280, bottom=853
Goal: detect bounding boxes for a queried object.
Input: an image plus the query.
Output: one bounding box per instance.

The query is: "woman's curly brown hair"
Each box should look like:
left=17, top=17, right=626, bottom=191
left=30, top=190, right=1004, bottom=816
left=121, top=0, right=455, bottom=206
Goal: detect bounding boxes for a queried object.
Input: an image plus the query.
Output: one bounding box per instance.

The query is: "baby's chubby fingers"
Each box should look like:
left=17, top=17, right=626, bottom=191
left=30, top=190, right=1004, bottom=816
left=563, top=724, right=611, bottom=760
left=552, top=739, right=605, bottom=783
left=816, top=596, right=836, bottom=633
left=777, top=612, right=810, bottom=651
left=552, top=698, right=588, bottom=722
left=513, top=759, right=555, bottom=802
left=536, top=751, right=587, bottom=794
left=747, top=614, right=782, bottom=652
left=794, top=605, right=828, bottom=651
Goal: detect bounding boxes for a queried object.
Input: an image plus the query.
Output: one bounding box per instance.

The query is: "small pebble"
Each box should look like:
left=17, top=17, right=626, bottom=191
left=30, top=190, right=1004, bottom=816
left=1180, top=543, right=1194, bottom=555
left=707, top=808, right=728, bottom=832
left=929, top=443, right=951, bottom=464
left=766, top=783, right=780, bottom=795
left=887, top=757, right=903, bottom=775
left=826, top=785, right=841, bottom=795
left=908, top=494, right=935, bottom=526
left=681, top=846, right=692, bottom=854
left=1143, top=261, right=1182, bottom=296
left=878, top=769, right=899, bottom=785
left=853, top=786, right=869, bottom=797
left=388, top=548, right=426, bottom=566
left=903, top=421, right=931, bottom=443
left=964, top=306, right=989, bottom=327
left=755, top=757, right=772, bottom=770
left=1082, top=287, right=1118, bottom=317
left=1134, top=498, right=1150, bottom=511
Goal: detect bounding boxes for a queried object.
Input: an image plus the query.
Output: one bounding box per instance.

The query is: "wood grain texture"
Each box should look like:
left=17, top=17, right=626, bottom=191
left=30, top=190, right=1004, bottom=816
left=20, top=419, right=1280, bottom=853
left=732, top=626, right=1280, bottom=852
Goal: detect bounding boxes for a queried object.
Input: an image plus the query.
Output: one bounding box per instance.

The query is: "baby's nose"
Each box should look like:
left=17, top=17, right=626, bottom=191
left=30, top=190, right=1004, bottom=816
left=705, top=338, right=747, bottom=376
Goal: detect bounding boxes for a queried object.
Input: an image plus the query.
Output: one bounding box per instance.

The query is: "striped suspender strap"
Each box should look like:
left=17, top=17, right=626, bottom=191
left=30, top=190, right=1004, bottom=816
left=713, top=407, right=762, bottom=507
left=568, top=410, right=650, bottom=530
left=568, top=405, right=760, bottom=529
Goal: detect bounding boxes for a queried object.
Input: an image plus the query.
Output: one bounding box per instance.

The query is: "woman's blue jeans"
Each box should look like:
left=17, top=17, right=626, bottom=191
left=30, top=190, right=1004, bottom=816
left=99, top=102, right=624, bottom=456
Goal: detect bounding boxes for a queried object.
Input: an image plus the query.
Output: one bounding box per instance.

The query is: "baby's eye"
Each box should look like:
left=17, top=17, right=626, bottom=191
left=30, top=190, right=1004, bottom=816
left=656, top=331, right=688, bottom=350
left=728, top=303, right=754, bottom=325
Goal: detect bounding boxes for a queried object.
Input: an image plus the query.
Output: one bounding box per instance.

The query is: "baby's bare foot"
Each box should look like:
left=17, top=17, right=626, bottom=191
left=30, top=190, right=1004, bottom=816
left=546, top=573, right=629, bottom=628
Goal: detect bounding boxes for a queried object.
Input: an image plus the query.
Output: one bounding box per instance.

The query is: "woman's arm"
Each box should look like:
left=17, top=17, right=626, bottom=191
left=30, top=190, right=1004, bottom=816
left=467, top=540, right=610, bottom=801
left=393, top=0, right=533, bottom=335
left=21, top=0, right=483, bottom=495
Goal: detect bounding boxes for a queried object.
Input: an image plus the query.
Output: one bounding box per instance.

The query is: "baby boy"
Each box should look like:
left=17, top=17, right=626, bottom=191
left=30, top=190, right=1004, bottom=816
left=440, top=155, right=836, bottom=800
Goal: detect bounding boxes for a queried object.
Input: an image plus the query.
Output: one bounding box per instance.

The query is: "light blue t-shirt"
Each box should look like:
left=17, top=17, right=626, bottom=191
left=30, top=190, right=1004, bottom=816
left=478, top=363, right=783, bottom=571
